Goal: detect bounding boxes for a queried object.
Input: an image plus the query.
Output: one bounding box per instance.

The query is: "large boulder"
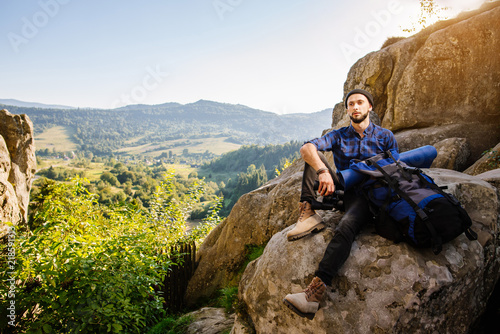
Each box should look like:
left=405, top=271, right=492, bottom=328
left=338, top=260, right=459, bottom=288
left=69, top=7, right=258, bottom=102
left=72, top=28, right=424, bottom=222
left=0, top=109, right=36, bottom=237
left=184, top=307, right=235, bottom=334
left=237, top=169, right=500, bottom=334
left=475, top=168, right=500, bottom=191
left=464, top=142, right=500, bottom=176
left=340, top=2, right=500, bottom=167
left=431, top=137, right=470, bottom=171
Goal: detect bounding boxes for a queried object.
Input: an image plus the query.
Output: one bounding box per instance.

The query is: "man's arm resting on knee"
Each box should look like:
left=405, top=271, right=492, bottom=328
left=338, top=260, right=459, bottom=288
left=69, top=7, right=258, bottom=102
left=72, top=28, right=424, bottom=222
left=300, top=143, right=335, bottom=196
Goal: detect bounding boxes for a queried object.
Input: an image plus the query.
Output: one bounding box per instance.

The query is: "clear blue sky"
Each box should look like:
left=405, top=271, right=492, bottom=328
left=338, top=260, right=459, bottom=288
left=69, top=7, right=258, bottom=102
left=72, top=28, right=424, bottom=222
left=0, top=0, right=485, bottom=113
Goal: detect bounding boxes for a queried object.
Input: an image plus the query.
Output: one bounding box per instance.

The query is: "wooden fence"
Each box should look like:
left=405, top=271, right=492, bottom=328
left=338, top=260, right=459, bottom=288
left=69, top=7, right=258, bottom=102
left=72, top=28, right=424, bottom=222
left=162, top=241, right=197, bottom=311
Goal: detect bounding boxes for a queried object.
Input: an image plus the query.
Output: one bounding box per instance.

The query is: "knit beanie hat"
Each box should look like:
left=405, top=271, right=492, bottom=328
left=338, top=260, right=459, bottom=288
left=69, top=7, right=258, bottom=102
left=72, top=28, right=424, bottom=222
left=344, top=89, right=374, bottom=109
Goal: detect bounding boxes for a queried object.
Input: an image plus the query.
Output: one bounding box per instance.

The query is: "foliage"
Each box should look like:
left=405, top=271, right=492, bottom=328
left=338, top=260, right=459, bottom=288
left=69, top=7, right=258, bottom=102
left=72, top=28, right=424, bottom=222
left=214, top=244, right=266, bottom=314
left=6, top=102, right=330, bottom=156
left=202, top=141, right=302, bottom=174
left=1, top=175, right=220, bottom=334
left=146, top=315, right=193, bottom=334
left=201, top=141, right=302, bottom=215
left=239, top=244, right=266, bottom=275
left=36, top=165, right=85, bottom=182
left=275, top=157, right=295, bottom=177
left=32, top=157, right=222, bottom=212
left=402, top=0, right=449, bottom=33
left=481, top=149, right=500, bottom=169
left=221, top=164, right=268, bottom=216
left=187, top=197, right=223, bottom=243
left=217, top=286, right=239, bottom=314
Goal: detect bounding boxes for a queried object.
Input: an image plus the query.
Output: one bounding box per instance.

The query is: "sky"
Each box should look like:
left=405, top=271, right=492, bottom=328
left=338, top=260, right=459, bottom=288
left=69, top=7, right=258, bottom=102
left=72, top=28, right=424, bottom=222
left=0, top=0, right=487, bottom=114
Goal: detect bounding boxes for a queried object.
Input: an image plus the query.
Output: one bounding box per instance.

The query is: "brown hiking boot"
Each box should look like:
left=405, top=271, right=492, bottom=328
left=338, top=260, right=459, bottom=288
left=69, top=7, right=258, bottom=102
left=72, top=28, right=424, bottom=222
left=283, top=277, right=327, bottom=320
left=286, top=201, right=325, bottom=241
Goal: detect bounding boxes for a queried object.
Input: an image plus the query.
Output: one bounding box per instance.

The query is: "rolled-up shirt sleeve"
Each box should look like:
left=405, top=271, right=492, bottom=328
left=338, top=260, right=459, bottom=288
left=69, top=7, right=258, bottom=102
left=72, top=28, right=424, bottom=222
left=305, top=131, right=337, bottom=152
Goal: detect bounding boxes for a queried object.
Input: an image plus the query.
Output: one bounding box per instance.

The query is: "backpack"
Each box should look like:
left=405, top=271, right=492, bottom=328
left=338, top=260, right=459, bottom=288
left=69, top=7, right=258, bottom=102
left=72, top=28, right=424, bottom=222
left=349, top=149, right=477, bottom=255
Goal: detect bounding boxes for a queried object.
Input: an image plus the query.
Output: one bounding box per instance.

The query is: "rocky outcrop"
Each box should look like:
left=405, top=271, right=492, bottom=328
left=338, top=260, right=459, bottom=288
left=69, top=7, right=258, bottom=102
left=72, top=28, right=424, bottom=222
left=340, top=2, right=500, bottom=167
left=0, top=109, right=36, bottom=237
left=236, top=169, right=500, bottom=334
left=431, top=137, right=470, bottom=171
left=464, top=142, right=500, bottom=176
left=475, top=168, right=500, bottom=191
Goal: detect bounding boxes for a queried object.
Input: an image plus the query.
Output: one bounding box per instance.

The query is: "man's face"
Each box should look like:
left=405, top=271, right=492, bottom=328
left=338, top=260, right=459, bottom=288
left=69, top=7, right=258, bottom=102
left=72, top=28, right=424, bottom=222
left=347, top=94, right=372, bottom=124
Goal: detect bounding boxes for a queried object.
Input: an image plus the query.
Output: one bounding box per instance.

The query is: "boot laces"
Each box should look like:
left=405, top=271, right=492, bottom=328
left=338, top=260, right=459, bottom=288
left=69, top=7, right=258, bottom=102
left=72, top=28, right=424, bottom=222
left=299, top=201, right=313, bottom=221
left=304, top=277, right=326, bottom=302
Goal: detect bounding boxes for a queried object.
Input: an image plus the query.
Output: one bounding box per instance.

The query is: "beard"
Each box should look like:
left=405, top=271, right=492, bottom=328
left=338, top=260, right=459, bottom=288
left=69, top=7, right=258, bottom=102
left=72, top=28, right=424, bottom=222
left=349, top=111, right=369, bottom=124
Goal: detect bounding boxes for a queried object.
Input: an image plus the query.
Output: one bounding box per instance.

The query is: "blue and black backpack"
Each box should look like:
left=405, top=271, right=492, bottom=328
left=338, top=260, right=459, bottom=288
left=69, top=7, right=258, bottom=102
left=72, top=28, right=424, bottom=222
left=350, top=149, right=477, bottom=255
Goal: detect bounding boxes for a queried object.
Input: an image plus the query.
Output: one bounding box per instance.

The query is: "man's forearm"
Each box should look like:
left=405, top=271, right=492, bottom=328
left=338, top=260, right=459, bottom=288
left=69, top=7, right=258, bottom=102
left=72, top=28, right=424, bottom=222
left=300, top=143, right=328, bottom=172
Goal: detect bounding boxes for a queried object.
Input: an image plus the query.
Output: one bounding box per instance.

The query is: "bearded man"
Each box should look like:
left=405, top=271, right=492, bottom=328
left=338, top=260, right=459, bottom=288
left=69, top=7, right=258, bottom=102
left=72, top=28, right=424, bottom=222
left=283, top=89, right=398, bottom=319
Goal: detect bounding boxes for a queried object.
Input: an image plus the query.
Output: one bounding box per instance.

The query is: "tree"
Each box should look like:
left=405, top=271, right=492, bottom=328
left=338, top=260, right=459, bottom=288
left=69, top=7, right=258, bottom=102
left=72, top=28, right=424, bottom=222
left=402, top=0, right=449, bottom=33
left=100, top=172, right=119, bottom=186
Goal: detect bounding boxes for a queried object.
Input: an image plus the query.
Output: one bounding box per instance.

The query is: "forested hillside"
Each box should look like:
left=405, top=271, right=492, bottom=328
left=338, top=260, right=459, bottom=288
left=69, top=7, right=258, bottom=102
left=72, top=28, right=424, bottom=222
left=2, top=100, right=331, bottom=156
left=202, top=141, right=302, bottom=173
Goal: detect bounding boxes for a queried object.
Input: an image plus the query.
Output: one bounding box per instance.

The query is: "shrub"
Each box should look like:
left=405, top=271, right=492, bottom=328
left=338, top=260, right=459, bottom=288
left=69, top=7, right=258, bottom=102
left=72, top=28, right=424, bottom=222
left=146, top=314, right=193, bottom=334
left=1, top=174, right=221, bottom=333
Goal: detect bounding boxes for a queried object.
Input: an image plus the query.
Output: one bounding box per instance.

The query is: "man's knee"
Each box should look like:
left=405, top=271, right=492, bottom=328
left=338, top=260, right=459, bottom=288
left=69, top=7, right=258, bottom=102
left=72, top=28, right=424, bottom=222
left=335, top=210, right=371, bottom=238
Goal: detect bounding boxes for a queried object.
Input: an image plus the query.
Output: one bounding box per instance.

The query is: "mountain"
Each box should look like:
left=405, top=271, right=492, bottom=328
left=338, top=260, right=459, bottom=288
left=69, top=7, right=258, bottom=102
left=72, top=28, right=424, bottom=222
left=1, top=100, right=333, bottom=155
left=0, top=99, right=76, bottom=110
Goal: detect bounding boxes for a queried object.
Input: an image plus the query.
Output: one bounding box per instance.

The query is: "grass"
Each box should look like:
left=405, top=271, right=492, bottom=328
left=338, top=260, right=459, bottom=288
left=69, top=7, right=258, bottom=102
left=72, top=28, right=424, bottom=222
left=146, top=315, right=193, bottom=334
left=34, top=126, right=242, bottom=165
left=34, top=126, right=78, bottom=152
left=116, top=137, right=241, bottom=157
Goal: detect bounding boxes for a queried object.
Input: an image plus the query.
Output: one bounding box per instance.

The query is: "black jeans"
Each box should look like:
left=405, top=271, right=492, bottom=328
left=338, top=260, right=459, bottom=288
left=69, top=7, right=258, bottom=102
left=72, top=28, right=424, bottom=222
left=300, top=152, right=372, bottom=285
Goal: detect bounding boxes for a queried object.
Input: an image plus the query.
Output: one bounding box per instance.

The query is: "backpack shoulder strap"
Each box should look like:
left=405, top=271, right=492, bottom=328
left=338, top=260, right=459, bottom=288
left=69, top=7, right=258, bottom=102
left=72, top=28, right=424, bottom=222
left=370, top=157, right=444, bottom=254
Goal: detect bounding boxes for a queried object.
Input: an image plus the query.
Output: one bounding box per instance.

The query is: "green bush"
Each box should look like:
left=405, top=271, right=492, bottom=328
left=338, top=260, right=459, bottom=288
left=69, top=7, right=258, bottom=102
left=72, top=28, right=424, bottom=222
left=1, top=174, right=221, bottom=333
left=217, top=287, right=239, bottom=313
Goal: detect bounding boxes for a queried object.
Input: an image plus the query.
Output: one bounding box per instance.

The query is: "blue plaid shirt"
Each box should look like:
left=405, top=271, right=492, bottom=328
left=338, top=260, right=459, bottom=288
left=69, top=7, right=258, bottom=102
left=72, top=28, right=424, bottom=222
left=307, top=122, right=398, bottom=171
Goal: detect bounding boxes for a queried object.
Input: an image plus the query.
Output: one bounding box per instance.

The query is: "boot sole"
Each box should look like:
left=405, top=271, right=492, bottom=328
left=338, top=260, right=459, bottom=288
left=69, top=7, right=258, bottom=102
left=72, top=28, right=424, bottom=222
left=283, top=298, right=316, bottom=320
left=287, top=222, right=326, bottom=241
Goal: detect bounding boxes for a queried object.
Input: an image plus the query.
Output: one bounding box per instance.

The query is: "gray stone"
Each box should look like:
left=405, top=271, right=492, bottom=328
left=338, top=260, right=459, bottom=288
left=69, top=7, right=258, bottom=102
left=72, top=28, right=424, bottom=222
left=237, top=169, right=499, bottom=334
left=185, top=307, right=235, bottom=334
left=475, top=168, right=500, bottom=192
left=338, top=3, right=500, bottom=167
left=431, top=137, right=470, bottom=171
left=464, top=142, right=500, bottom=176
left=0, top=109, right=36, bottom=237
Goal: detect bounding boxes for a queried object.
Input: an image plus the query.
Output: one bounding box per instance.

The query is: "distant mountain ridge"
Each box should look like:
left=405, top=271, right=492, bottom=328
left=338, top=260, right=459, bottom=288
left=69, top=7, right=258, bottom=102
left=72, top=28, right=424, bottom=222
left=0, top=99, right=76, bottom=110
left=1, top=99, right=332, bottom=155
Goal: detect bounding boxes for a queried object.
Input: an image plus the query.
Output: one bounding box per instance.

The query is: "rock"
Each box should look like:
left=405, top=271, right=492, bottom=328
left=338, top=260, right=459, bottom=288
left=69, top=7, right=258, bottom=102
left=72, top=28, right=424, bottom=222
left=0, top=134, right=21, bottom=230
left=343, top=50, right=394, bottom=122
left=387, top=6, right=500, bottom=131
left=237, top=169, right=500, bottom=334
left=474, top=168, right=500, bottom=193
left=464, top=142, right=500, bottom=176
left=229, top=314, right=255, bottom=334
left=0, top=109, right=36, bottom=237
left=394, top=124, right=500, bottom=166
left=431, top=137, right=470, bottom=171
left=185, top=307, right=235, bottom=334
left=339, top=3, right=500, bottom=167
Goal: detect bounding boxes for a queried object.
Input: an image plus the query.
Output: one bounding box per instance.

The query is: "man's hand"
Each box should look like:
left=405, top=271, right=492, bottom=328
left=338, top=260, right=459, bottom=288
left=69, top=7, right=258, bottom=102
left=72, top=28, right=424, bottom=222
left=318, top=172, right=335, bottom=196
left=300, top=143, right=336, bottom=196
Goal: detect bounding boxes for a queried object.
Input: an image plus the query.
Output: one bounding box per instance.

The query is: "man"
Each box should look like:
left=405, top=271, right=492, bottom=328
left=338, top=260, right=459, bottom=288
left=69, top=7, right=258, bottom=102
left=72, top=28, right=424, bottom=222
left=283, top=89, right=398, bottom=320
